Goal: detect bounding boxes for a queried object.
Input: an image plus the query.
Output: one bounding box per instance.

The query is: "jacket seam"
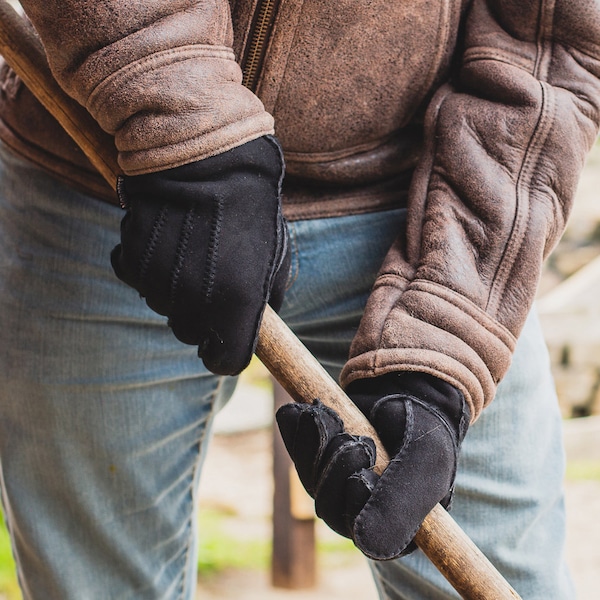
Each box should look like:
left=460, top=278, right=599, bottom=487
left=486, top=0, right=557, bottom=314
left=533, top=0, right=556, bottom=81
left=463, top=48, right=533, bottom=72
left=405, top=278, right=517, bottom=352
left=86, top=44, right=237, bottom=117
left=486, top=89, right=554, bottom=315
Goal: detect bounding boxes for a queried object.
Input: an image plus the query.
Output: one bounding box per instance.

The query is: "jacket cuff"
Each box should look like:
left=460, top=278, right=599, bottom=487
left=340, top=274, right=517, bottom=422
left=85, top=45, right=274, bottom=175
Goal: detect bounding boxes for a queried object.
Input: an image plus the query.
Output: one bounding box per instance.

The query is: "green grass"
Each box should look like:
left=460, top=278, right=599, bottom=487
left=197, top=507, right=360, bottom=577
left=197, top=508, right=271, bottom=576
left=0, top=505, right=357, bottom=595
left=0, top=506, right=277, bottom=597
left=316, top=536, right=361, bottom=569
left=0, top=506, right=276, bottom=595
left=0, top=513, right=20, bottom=600
left=565, top=460, right=600, bottom=481
left=2, top=456, right=596, bottom=596
left=198, top=509, right=360, bottom=574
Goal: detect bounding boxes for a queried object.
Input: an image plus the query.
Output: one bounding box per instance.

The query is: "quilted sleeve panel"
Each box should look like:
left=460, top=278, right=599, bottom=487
left=342, top=0, right=600, bottom=420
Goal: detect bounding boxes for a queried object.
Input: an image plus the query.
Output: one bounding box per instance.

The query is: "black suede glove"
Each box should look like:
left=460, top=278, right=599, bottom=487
left=111, top=135, right=290, bottom=375
left=276, top=372, right=470, bottom=560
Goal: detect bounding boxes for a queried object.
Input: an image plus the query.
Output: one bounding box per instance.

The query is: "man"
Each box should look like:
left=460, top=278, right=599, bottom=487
left=0, top=0, right=598, bottom=598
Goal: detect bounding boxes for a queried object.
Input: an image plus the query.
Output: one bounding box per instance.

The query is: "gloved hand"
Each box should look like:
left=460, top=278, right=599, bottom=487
left=111, top=135, right=290, bottom=375
left=276, top=372, right=470, bottom=560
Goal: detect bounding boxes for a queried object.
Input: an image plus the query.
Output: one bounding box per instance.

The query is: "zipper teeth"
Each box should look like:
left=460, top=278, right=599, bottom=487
left=242, top=0, right=276, bottom=90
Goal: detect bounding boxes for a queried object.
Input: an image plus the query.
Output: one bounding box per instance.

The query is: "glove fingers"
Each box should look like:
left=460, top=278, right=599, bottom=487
left=167, top=290, right=261, bottom=375
left=314, top=438, right=376, bottom=537
left=346, top=468, right=380, bottom=527
left=110, top=243, right=128, bottom=285
left=276, top=401, right=344, bottom=496
left=111, top=200, right=189, bottom=316
left=111, top=137, right=289, bottom=377
left=353, top=454, right=444, bottom=560
left=167, top=190, right=284, bottom=375
left=113, top=193, right=270, bottom=375
left=277, top=401, right=379, bottom=539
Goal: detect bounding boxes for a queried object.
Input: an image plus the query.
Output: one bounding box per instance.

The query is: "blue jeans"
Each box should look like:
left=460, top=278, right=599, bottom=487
left=0, top=142, right=574, bottom=599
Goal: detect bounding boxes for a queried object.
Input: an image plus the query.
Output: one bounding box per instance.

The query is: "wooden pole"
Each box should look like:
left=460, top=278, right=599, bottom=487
left=0, top=1, right=119, bottom=188
left=257, top=306, right=522, bottom=600
left=0, top=3, right=522, bottom=597
left=271, top=379, right=317, bottom=589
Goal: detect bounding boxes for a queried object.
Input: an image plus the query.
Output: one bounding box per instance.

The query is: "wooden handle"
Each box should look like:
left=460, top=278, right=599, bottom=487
left=0, top=1, right=120, bottom=186
left=258, top=306, right=521, bottom=600
left=0, top=3, right=521, bottom=597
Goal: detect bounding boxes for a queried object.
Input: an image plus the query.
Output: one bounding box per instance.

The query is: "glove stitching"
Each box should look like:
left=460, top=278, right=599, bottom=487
left=306, top=404, right=325, bottom=496
left=139, top=204, right=169, bottom=289
left=403, top=394, right=467, bottom=509
left=170, top=207, right=197, bottom=308
left=201, top=196, right=224, bottom=302
left=261, top=136, right=286, bottom=302
left=353, top=400, right=456, bottom=560
left=289, top=401, right=342, bottom=497
left=274, top=213, right=289, bottom=282
left=378, top=398, right=414, bottom=460
left=349, top=471, right=376, bottom=493
left=376, top=393, right=461, bottom=447
left=314, top=437, right=374, bottom=511
left=286, top=405, right=316, bottom=494
left=307, top=403, right=338, bottom=490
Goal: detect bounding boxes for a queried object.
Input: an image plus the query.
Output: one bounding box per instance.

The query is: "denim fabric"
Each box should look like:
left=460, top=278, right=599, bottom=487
left=0, top=142, right=573, bottom=599
left=0, top=143, right=239, bottom=599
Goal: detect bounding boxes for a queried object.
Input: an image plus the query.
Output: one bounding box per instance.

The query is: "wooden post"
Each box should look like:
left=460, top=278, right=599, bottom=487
left=271, top=379, right=317, bottom=589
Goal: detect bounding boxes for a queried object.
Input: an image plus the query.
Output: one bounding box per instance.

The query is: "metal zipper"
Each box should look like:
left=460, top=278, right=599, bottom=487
left=241, top=0, right=280, bottom=91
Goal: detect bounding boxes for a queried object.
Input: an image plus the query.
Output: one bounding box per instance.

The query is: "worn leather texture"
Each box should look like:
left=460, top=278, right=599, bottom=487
left=1, top=0, right=466, bottom=215
left=17, top=0, right=274, bottom=176
left=1, top=0, right=600, bottom=416
left=340, top=0, right=600, bottom=419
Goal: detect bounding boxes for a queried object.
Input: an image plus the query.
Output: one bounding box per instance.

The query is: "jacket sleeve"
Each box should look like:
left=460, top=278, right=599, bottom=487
left=18, top=0, right=274, bottom=175
left=341, top=0, right=600, bottom=421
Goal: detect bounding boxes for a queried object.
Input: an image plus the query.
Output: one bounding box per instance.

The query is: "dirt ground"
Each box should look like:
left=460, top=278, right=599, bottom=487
left=195, top=423, right=600, bottom=600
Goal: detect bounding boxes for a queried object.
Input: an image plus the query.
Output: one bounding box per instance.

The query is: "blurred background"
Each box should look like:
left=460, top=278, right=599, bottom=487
left=4, top=211, right=596, bottom=600
left=0, top=120, right=595, bottom=600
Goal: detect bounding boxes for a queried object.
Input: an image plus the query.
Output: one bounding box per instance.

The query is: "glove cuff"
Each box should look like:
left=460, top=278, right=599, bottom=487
left=347, top=372, right=470, bottom=438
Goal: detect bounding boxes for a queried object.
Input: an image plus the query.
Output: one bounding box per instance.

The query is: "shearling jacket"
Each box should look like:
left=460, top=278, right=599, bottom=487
left=1, top=0, right=599, bottom=421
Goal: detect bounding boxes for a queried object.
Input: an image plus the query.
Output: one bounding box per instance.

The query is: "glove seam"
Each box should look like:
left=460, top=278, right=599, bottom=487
left=170, top=206, right=197, bottom=308
left=372, top=393, right=463, bottom=449
left=201, top=197, right=225, bottom=302
left=140, top=204, right=169, bottom=291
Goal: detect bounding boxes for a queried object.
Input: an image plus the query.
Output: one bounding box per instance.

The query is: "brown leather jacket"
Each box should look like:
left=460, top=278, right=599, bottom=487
left=1, top=0, right=599, bottom=420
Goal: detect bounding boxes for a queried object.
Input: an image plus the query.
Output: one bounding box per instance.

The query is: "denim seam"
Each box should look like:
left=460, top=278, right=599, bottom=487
left=177, top=377, right=221, bottom=600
